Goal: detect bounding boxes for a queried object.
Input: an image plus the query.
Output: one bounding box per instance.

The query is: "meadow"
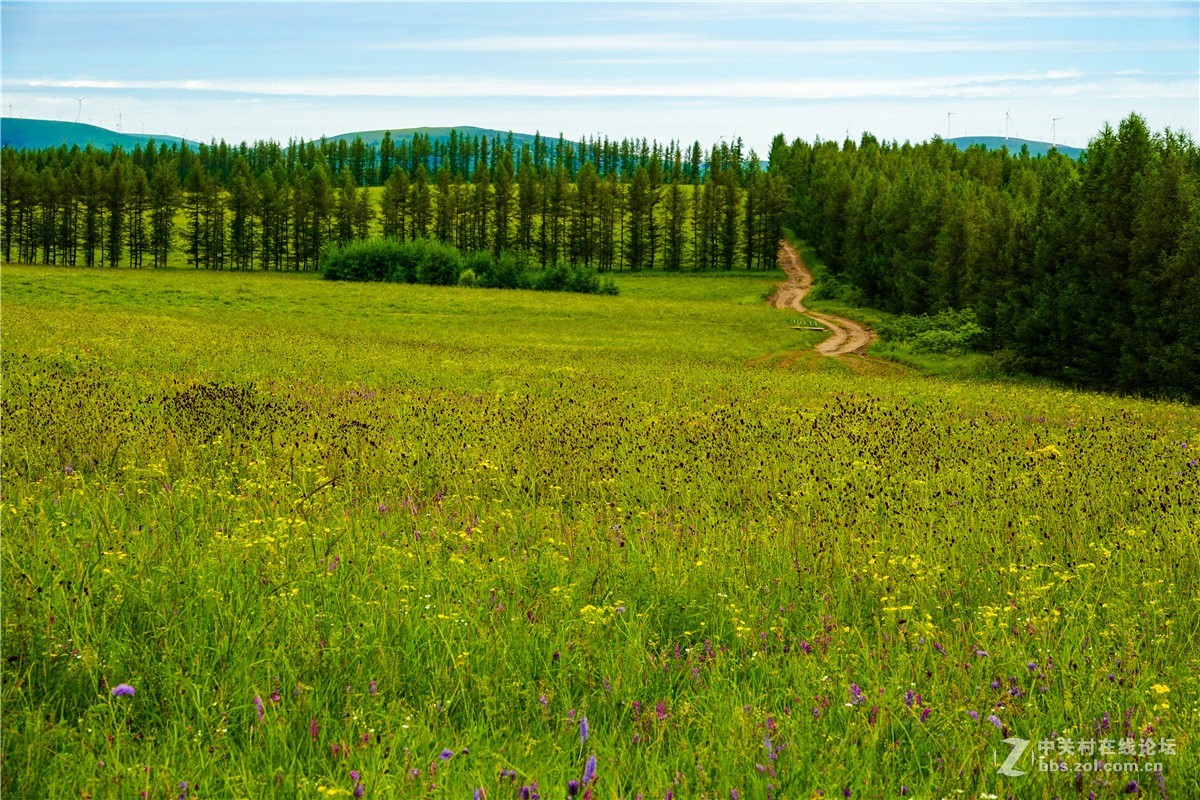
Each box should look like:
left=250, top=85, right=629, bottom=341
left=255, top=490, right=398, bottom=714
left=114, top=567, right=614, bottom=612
left=2, top=259, right=1197, bottom=799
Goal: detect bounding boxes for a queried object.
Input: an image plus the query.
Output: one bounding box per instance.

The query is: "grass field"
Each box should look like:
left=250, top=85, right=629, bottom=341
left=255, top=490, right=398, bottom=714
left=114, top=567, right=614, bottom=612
left=2, top=259, right=1197, bottom=799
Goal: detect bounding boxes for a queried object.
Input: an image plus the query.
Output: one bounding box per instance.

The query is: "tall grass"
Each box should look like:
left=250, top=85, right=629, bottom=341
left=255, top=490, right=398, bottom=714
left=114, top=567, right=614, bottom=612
left=2, top=264, right=1196, bottom=798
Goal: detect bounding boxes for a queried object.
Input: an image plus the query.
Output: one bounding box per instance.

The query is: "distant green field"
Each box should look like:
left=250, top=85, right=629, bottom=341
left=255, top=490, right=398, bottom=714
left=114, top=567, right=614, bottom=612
left=3, top=263, right=1196, bottom=798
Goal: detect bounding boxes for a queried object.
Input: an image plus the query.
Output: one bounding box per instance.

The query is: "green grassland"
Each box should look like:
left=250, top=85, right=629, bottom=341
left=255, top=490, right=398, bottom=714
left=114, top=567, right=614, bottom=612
left=2, top=261, right=1198, bottom=799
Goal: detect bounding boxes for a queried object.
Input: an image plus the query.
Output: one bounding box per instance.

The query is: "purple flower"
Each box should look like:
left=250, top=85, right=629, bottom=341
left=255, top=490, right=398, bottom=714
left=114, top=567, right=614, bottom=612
left=354, top=784, right=364, bottom=799
left=350, top=771, right=360, bottom=782
left=920, top=707, right=931, bottom=722
left=799, top=640, right=812, bottom=655
left=899, top=787, right=909, bottom=796
left=850, top=684, right=865, bottom=705
left=539, top=694, right=548, bottom=708
left=967, top=710, right=979, bottom=720
left=567, top=780, right=580, bottom=796
left=369, top=680, right=377, bottom=695
left=110, top=684, right=135, bottom=697
left=309, top=718, right=319, bottom=742
left=730, top=791, right=740, bottom=800
left=902, top=690, right=915, bottom=707
left=254, top=695, right=264, bottom=722
left=580, top=716, right=589, bottom=743
left=1124, top=780, right=1140, bottom=794
left=474, top=790, right=484, bottom=800
left=439, top=748, right=454, bottom=760
left=986, top=714, right=1003, bottom=729
left=582, top=754, right=597, bottom=785
left=974, top=648, right=989, bottom=657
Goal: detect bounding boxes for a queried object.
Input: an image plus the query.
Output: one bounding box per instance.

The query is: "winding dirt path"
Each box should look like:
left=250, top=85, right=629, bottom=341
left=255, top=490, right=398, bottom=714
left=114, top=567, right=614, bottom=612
left=768, top=241, right=875, bottom=356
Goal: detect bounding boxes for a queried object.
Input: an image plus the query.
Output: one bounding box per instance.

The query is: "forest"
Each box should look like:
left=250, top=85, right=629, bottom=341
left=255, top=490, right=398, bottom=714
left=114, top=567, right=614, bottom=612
left=2, top=113, right=1197, bottom=399
left=0, top=130, right=787, bottom=276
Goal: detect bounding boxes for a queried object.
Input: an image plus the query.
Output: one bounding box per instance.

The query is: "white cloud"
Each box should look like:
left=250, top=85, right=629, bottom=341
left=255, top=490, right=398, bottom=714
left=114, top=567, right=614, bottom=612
left=13, top=70, right=1195, bottom=101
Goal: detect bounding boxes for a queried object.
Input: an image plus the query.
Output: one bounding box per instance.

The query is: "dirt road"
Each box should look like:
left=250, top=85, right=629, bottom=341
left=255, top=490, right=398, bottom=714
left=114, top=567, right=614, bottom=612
left=768, top=241, right=875, bottom=356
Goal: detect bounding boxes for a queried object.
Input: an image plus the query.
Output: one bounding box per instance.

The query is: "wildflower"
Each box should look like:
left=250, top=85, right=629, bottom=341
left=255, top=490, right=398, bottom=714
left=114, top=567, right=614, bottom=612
left=580, top=716, right=589, bottom=743
left=369, top=681, right=377, bottom=695
left=986, top=714, right=1003, bottom=729
left=568, top=780, right=580, bottom=796
left=474, top=790, right=484, bottom=800
left=271, top=691, right=281, bottom=703
left=990, top=678, right=1002, bottom=690
left=582, top=754, right=597, bottom=784
left=967, top=710, right=980, bottom=720
left=868, top=705, right=878, bottom=726
left=539, top=694, right=548, bottom=707
left=974, top=648, right=989, bottom=657
left=354, top=784, right=364, bottom=799
left=350, top=771, right=360, bottom=782
left=111, top=684, right=135, bottom=697
left=920, top=707, right=931, bottom=722
left=179, top=781, right=189, bottom=800
left=799, top=640, right=812, bottom=655
left=309, top=718, right=319, bottom=742
left=731, top=791, right=740, bottom=800
left=850, top=684, right=865, bottom=705
left=439, top=748, right=454, bottom=760
left=1150, top=684, right=1170, bottom=695
left=1124, top=780, right=1139, bottom=793
left=656, top=701, right=668, bottom=721
left=254, top=695, right=264, bottom=722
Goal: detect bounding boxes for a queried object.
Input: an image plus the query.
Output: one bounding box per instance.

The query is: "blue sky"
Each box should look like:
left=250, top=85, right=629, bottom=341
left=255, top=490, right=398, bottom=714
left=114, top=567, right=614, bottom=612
left=2, top=1, right=1196, bottom=151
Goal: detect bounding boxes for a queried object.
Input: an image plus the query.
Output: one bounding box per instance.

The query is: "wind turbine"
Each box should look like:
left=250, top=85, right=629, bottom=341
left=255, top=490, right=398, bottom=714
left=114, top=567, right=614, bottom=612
left=117, top=110, right=122, bottom=132
left=946, top=111, right=956, bottom=139
left=1005, top=109, right=1011, bottom=141
left=75, top=97, right=86, bottom=123
left=1051, top=117, right=1062, bottom=149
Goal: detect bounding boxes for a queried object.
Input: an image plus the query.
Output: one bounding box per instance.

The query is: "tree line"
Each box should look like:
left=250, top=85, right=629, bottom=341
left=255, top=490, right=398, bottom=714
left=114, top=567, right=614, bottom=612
left=1, top=131, right=788, bottom=275
left=771, top=113, right=1199, bottom=400
left=3, top=114, right=1196, bottom=399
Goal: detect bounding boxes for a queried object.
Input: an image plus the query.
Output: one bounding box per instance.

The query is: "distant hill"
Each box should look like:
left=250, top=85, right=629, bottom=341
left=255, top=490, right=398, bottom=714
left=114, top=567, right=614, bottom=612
left=947, top=135, right=1083, bottom=160
left=324, top=126, right=556, bottom=149
left=1, top=118, right=198, bottom=151
left=2, top=118, right=564, bottom=153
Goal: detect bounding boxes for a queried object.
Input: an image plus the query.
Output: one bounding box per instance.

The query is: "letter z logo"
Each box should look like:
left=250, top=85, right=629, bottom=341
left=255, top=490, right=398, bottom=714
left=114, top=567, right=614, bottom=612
left=998, top=737, right=1031, bottom=777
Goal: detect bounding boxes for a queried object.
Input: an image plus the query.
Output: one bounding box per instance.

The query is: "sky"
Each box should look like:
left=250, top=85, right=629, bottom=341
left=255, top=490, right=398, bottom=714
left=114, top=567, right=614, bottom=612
left=1, top=1, right=1196, bottom=152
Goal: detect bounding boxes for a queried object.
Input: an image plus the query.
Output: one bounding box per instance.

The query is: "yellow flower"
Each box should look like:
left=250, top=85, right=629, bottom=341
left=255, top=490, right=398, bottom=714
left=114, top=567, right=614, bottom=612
left=1150, top=684, right=1170, bottom=695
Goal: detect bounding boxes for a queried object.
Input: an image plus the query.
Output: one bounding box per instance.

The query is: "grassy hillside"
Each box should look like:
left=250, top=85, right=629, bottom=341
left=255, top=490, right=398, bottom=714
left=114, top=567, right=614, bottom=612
left=1, top=117, right=197, bottom=151
left=947, top=135, right=1084, bottom=159
left=2, top=264, right=1196, bottom=797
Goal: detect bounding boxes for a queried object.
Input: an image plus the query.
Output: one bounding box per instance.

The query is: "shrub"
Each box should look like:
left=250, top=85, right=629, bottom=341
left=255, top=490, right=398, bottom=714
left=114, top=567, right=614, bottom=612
left=321, top=238, right=406, bottom=282
left=322, top=238, right=613, bottom=296
left=878, top=308, right=987, bottom=354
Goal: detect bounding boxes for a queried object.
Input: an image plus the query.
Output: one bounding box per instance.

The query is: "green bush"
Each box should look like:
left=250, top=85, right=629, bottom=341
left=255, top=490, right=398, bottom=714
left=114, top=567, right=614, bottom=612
left=322, top=238, right=614, bottom=296
left=878, top=308, right=987, bottom=354
left=321, top=238, right=406, bottom=282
